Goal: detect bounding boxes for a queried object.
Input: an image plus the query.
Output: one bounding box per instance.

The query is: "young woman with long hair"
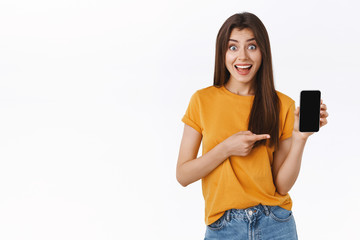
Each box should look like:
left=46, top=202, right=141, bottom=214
left=176, top=12, right=329, bottom=239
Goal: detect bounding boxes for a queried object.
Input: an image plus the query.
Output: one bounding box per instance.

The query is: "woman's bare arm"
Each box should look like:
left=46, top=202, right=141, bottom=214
left=176, top=124, right=228, bottom=187
left=176, top=124, right=270, bottom=187
left=272, top=101, right=329, bottom=195
left=272, top=134, right=307, bottom=195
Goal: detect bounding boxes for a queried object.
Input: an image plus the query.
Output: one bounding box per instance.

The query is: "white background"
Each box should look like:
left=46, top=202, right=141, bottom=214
left=0, top=0, right=359, bottom=239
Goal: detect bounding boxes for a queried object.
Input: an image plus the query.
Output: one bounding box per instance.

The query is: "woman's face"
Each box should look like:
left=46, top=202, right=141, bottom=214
left=225, top=28, right=262, bottom=87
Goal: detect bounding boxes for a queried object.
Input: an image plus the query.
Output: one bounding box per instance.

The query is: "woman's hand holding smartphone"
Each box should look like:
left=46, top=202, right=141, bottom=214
left=293, top=90, right=329, bottom=139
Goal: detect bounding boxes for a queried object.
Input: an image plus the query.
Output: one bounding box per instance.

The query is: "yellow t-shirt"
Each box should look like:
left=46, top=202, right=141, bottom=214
left=181, top=85, right=295, bottom=226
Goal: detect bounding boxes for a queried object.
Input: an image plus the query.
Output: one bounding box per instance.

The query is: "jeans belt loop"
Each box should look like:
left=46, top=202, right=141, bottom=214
left=226, top=209, right=231, bottom=222
left=262, top=205, right=270, bottom=216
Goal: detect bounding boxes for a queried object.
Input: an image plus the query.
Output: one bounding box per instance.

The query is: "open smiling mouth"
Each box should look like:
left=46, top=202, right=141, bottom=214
left=235, top=64, right=252, bottom=74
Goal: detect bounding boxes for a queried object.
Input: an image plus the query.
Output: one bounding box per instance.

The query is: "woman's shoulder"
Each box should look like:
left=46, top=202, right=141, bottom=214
left=192, top=85, right=221, bottom=97
left=275, top=90, right=295, bottom=107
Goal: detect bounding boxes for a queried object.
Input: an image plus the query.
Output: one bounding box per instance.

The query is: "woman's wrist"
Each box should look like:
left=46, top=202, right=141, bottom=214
left=292, top=130, right=309, bottom=142
left=220, top=140, right=231, bottom=159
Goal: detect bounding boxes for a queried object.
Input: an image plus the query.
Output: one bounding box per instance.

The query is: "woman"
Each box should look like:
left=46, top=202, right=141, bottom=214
left=176, top=12, right=328, bottom=239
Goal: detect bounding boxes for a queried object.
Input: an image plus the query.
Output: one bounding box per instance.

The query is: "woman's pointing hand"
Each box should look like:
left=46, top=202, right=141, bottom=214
left=223, top=131, right=270, bottom=157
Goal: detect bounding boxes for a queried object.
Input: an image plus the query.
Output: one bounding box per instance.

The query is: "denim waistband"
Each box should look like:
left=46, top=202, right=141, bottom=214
left=223, top=204, right=271, bottom=222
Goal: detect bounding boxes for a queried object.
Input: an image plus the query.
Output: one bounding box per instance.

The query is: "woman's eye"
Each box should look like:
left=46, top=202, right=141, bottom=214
left=248, top=44, right=256, bottom=50
left=229, top=45, right=237, bottom=51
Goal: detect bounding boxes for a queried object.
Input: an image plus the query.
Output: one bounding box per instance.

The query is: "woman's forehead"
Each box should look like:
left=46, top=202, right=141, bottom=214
left=229, top=28, right=255, bottom=39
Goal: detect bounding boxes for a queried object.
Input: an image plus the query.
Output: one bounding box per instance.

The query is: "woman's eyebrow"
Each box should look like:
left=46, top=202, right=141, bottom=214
left=229, top=38, right=256, bottom=42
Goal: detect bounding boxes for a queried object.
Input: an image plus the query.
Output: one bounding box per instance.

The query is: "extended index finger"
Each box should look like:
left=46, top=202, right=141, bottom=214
left=248, top=134, right=270, bottom=142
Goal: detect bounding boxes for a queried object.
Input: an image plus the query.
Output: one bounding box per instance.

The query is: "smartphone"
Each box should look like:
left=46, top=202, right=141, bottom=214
left=299, top=90, right=321, bottom=132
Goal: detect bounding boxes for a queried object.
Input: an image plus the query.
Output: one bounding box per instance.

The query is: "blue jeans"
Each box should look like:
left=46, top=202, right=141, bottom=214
left=204, top=204, right=298, bottom=240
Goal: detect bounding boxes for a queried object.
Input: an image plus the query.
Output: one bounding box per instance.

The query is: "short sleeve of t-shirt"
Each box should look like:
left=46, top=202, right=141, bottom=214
left=280, top=100, right=295, bottom=141
left=181, top=91, right=202, bottom=135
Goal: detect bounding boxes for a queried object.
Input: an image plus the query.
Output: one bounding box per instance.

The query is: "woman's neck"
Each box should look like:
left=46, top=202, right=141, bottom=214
left=224, top=81, right=255, bottom=96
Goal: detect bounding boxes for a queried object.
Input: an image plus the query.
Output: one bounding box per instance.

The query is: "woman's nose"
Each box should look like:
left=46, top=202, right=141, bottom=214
left=237, top=48, right=249, bottom=60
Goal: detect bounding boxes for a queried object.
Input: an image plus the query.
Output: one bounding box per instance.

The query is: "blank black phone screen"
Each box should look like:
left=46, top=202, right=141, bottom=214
left=299, top=90, right=321, bottom=132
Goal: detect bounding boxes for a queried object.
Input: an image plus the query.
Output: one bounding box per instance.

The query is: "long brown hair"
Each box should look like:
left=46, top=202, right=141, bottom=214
left=213, top=12, right=280, bottom=150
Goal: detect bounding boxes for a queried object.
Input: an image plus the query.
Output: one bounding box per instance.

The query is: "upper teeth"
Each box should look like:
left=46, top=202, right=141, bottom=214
left=236, top=65, right=252, bottom=69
